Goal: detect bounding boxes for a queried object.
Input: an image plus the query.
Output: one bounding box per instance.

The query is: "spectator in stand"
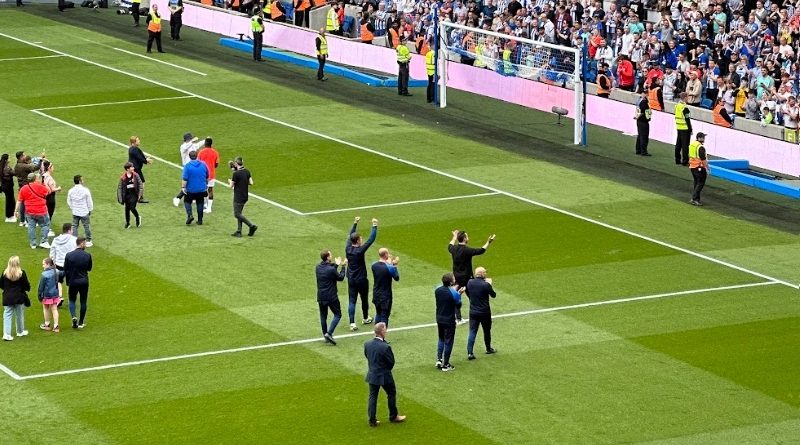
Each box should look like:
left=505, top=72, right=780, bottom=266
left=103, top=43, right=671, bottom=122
left=781, top=95, right=799, bottom=140
left=596, top=62, right=612, bottom=98
left=712, top=97, right=734, bottom=128
left=686, top=70, right=702, bottom=105
left=617, top=54, right=635, bottom=91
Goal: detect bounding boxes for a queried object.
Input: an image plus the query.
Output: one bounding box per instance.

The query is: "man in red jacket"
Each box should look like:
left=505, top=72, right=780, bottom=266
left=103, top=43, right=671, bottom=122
left=616, top=54, right=635, bottom=91
left=15, top=172, right=51, bottom=249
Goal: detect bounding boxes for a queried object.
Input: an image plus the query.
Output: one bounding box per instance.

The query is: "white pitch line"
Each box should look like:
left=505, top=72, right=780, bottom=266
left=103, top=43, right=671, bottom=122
left=12, top=281, right=779, bottom=381
left=32, top=95, right=195, bottom=112
left=302, top=192, right=501, bottom=215
left=113, top=47, right=208, bottom=76
left=2, top=32, right=797, bottom=290
left=0, top=54, right=65, bottom=62
left=30, top=110, right=305, bottom=216
left=0, top=363, right=22, bottom=381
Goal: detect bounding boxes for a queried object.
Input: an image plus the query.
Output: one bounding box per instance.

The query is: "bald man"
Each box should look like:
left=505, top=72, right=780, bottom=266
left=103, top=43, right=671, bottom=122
left=364, top=322, right=405, bottom=427
left=371, top=248, right=400, bottom=327
left=465, top=267, right=497, bottom=360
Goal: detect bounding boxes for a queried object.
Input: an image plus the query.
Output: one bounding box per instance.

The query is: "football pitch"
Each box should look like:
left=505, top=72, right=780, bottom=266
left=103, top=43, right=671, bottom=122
left=1, top=9, right=800, bottom=444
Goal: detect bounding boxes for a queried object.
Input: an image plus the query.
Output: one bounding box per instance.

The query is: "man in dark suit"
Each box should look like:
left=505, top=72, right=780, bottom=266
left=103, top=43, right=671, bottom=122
left=316, top=250, right=347, bottom=345
left=364, top=322, right=405, bottom=427
left=371, top=248, right=399, bottom=327
left=466, top=267, right=497, bottom=360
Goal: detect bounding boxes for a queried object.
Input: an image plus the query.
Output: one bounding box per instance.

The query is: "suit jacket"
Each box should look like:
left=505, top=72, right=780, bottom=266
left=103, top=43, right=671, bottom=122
left=364, top=337, right=395, bottom=385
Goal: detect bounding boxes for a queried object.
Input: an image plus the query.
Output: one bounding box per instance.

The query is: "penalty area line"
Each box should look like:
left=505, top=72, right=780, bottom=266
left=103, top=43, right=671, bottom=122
left=32, top=95, right=195, bottom=112
left=15, top=280, right=778, bottom=381
left=0, top=363, right=22, bottom=381
left=113, top=47, right=208, bottom=76
left=0, top=54, right=66, bottom=62
left=29, top=110, right=305, bottom=216
left=302, top=192, right=501, bottom=215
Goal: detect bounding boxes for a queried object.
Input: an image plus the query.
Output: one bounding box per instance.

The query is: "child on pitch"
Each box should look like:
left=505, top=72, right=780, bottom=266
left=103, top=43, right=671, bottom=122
left=38, top=257, right=61, bottom=333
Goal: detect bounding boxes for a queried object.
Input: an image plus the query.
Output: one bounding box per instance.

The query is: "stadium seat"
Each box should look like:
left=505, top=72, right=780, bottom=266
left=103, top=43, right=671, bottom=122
left=700, top=98, right=713, bottom=109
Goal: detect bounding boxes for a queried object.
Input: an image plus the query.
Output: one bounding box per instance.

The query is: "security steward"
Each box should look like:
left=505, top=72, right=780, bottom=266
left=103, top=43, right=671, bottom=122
left=396, top=41, right=411, bottom=96
left=674, top=91, right=693, bottom=166
left=251, top=12, right=264, bottom=61
left=326, top=2, right=341, bottom=36
left=688, top=132, right=709, bottom=206
left=360, top=16, right=375, bottom=44
left=168, top=0, right=184, bottom=41
left=425, top=41, right=435, bottom=103
left=596, top=63, right=611, bottom=98
left=146, top=4, right=165, bottom=54
left=269, top=0, right=285, bottom=22
left=634, top=87, right=652, bottom=156
left=648, top=77, right=664, bottom=111
left=294, top=0, right=310, bottom=27
left=131, top=0, right=141, bottom=26
left=315, top=28, right=328, bottom=81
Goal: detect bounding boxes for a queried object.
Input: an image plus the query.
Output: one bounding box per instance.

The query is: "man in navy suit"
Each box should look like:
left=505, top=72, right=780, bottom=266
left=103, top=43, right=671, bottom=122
left=371, top=248, right=399, bottom=327
left=466, top=267, right=497, bottom=360
left=364, top=322, right=406, bottom=427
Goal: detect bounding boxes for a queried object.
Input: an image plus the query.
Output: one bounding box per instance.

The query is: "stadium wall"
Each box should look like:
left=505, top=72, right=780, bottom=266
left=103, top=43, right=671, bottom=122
left=153, top=0, right=800, bottom=177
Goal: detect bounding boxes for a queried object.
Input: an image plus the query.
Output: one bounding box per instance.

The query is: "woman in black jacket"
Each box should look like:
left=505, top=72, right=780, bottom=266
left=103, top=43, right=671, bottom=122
left=1, top=255, right=31, bottom=341
left=0, top=154, right=14, bottom=223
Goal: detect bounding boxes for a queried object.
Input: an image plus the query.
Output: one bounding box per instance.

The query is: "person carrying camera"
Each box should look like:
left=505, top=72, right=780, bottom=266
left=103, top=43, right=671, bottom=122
left=227, top=157, right=257, bottom=237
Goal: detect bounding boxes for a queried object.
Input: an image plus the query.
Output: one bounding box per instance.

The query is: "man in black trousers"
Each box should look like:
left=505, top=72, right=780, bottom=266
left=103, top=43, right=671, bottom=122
left=371, top=248, right=399, bottom=327
left=127, top=136, right=152, bottom=203
left=466, top=267, right=497, bottom=360
left=435, top=272, right=462, bottom=372
left=316, top=250, right=346, bottom=345
left=315, top=28, right=328, bottom=81
left=64, top=237, right=92, bottom=329
left=345, top=216, right=377, bottom=331
left=251, top=12, right=264, bottom=61
left=448, top=229, right=494, bottom=324
left=635, top=87, right=652, bottom=156
left=364, top=322, right=406, bottom=427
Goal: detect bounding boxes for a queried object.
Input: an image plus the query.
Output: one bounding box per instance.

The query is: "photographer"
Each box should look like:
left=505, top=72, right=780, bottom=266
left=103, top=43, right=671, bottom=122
left=227, top=157, right=257, bottom=237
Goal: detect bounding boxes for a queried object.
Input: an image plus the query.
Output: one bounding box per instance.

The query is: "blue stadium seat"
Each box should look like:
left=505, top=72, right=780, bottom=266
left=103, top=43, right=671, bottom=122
left=700, top=98, right=713, bottom=109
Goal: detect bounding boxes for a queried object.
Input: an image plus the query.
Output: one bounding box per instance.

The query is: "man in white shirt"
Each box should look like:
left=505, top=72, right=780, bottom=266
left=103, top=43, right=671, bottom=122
left=781, top=95, right=799, bottom=139
left=174, top=132, right=204, bottom=207
left=66, top=175, right=94, bottom=247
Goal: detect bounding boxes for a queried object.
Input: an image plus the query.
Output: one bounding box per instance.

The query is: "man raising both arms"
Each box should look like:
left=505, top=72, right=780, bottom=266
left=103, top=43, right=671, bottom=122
left=173, top=133, right=203, bottom=207
left=346, top=216, right=377, bottom=331
left=197, top=137, right=220, bottom=214
left=448, top=230, right=495, bottom=324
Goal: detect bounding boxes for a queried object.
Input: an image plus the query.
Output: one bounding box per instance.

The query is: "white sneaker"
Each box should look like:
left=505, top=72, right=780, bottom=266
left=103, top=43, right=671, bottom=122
left=172, top=197, right=180, bottom=207
left=30, top=245, right=37, bottom=250
left=85, top=241, right=93, bottom=247
left=457, top=319, right=468, bottom=325
left=4, top=217, right=16, bottom=223
left=362, top=317, right=373, bottom=324
left=19, top=221, right=26, bottom=227
left=39, top=242, right=51, bottom=249
left=47, top=230, right=55, bottom=237
left=350, top=323, right=358, bottom=331
left=16, top=330, right=28, bottom=337
left=2, top=334, right=13, bottom=341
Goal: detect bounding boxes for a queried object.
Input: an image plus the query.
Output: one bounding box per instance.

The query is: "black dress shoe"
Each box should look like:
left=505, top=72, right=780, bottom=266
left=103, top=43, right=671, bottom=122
left=138, top=199, right=149, bottom=203
left=186, top=216, right=194, bottom=225
left=248, top=225, right=258, bottom=237
left=641, top=153, right=652, bottom=156
left=231, top=231, right=242, bottom=237
left=486, top=347, right=497, bottom=354
left=401, top=93, right=413, bottom=96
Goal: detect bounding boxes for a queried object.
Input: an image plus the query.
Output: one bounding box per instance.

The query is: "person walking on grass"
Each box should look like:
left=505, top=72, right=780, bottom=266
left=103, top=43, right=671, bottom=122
left=173, top=133, right=203, bottom=207
left=448, top=229, right=494, bottom=324
left=435, top=272, right=462, bottom=372
left=316, top=250, right=347, bottom=345
left=364, top=322, right=405, bottom=427
left=50, top=223, right=76, bottom=287
left=688, top=132, right=709, bottom=206
left=346, top=216, right=377, bottom=331
left=371, top=248, right=399, bottom=327
left=1, top=256, right=30, bottom=341
left=197, top=138, right=219, bottom=214
left=117, top=163, right=143, bottom=229
left=127, top=136, right=153, bottom=203
left=1, top=154, right=16, bottom=223
left=38, top=257, right=61, bottom=333
left=66, top=175, right=93, bottom=247
left=228, top=157, right=257, bottom=237
left=64, top=237, right=92, bottom=329
left=181, top=150, right=209, bottom=226
left=466, top=267, right=497, bottom=360
left=16, top=172, right=51, bottom=250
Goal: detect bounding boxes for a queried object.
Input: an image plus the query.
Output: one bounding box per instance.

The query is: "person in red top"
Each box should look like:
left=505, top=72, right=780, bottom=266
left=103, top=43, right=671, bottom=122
left=197, top=137, right=220, bottom=214
left=616, top=54, right=635, bottom=92
left=15, top=172, right=51, bottom=249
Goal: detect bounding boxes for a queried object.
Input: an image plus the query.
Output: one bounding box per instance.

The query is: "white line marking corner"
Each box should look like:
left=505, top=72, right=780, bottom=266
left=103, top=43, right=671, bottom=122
left=0, top=363, right=22, bottom=381
left=113, top=47, right=208, bottom=76
left=302, top=192, right=500, bottom=215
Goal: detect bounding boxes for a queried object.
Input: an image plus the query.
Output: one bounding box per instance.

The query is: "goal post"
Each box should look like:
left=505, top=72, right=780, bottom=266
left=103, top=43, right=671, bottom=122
left=436, top=21, right=586, bottom=146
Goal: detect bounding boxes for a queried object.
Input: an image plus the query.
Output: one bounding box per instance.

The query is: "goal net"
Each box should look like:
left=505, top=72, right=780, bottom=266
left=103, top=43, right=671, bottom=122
left=435, top=21, right=586, bottom=146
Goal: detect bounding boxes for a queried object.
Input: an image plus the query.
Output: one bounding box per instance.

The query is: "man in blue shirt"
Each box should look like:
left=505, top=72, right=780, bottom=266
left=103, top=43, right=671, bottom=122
left=346, top=216, right=378, bottom=331
left=435, top=273, right=462, bottom=372
left=371, top=248, right=399, bottom=327
left=316, top=250, right=347, bottom=345
left=466, top=266, right=497, bottom=360
left=181, top=150, right=209, bottom=225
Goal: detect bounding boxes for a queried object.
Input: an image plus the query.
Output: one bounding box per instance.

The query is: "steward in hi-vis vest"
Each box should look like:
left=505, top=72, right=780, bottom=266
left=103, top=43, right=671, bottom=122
left=688, top=132, right=709, bottom=206
left=251, top=13, right=264, bottom=61
left=146, top=5, right=165, bottom=54
left=315, top=28, right=328, bottom=81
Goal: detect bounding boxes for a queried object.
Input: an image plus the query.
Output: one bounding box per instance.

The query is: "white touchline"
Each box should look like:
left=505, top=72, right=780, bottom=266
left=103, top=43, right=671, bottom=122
left=3, top=31, right=797, bottom=290
left=113, top=47, right=208, bottom=76
left=302, top=192, right=501, bottom=215
left=30, top=110, right=305, bottom=216
left=32, top=95, right=195, bottom=112
left=0, top=363, right=22, bottom=381
left=6, top=281, right=779, bottom=381
left=0, top=54, right=65, bottom=62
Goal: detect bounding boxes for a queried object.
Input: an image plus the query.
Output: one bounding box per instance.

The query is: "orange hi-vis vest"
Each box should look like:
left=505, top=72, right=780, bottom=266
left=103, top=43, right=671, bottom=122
left=312, top=0, right=326, bottom=6
left=361, top=23, right=373, bottom=42
left=271, top=3, right=284, bottom=19
left=596, top=74, right=610, bottom=95
left=147, top=12, right=162, bottom=32
left=712, top=102, right=731, bottom=128
left=388, top=28, right=400, bottom=48
left=295, top=0, right=310, bottom=10
left=688, top=140, right=706, bottom=168
left=415, top=35, right=429, bottom=55
left=648, top=86, right=662, bottom=111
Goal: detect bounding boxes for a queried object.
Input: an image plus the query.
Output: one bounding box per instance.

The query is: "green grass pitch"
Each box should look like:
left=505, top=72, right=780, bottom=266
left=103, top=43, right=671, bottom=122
left=1, top=9, right=799, bottom=444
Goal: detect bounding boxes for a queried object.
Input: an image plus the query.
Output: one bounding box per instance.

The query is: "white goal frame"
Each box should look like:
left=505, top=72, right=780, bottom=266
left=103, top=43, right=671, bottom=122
left=436, top=21, right=585, bottom=146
